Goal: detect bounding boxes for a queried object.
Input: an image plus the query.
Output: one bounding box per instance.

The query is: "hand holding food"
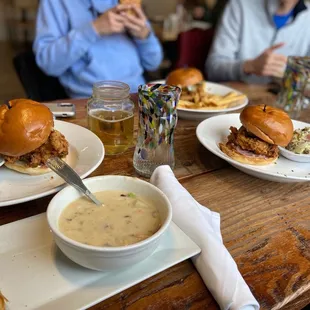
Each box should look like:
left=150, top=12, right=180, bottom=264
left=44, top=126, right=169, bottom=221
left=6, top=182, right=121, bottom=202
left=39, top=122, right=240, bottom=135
left=121, top=3, right=150, bottom=40
left=166, top=67, right=246, bottom=110
left=219, top=105, right=293, bottom=165
left=243, top=43, right=287, bottom=78
left=92, top=6, right=127, bottom=35
left=0, top=99, right=69, bottom=175
left=120, top=0, right=141, bottom=15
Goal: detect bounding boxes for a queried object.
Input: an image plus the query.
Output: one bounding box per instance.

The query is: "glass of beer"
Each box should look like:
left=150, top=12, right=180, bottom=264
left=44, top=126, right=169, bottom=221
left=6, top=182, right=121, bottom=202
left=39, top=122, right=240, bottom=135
left=87, top=81, right=134, bottom=155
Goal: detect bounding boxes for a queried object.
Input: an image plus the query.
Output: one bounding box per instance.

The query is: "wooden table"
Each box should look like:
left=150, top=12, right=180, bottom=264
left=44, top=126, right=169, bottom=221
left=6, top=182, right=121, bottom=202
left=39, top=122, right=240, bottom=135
left=1, top=83, right=310, bottom=310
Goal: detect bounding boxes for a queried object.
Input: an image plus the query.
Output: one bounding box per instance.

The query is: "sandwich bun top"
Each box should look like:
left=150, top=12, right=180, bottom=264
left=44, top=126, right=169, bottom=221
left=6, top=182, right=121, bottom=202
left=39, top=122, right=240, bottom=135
left=119, top=0, right=141, bottom=14
left=0, top=99, right=54, bottom=157
left=240, top=105, right=293, bottom=147
left=166, top=67, right=204, bottom=87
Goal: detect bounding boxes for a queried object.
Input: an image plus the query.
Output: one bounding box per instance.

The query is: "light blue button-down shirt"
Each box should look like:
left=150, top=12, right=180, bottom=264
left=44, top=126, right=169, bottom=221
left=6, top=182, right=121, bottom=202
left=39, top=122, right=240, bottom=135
left=33, top=0, right=163, bottom=98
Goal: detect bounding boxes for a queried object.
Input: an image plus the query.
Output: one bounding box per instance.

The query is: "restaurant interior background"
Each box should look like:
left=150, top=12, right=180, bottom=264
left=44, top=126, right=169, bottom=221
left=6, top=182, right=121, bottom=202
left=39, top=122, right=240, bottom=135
left=0, top=0, right=227, bottom=104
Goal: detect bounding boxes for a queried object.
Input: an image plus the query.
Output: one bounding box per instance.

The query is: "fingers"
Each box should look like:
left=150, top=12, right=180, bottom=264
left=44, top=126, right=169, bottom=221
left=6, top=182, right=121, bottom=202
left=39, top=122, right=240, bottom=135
left=268, top=42, right=285, bottom=51
left=262, top=64, right=286, bottom=78
left=111, top=12, right=125, bottom=23
left=121, top=8, right=146, bottom=34
left=267, top=54, right=287, bottom=69
left=130, top=5, right=146, bottom=20
left=115, top=4, right=132, bottom=12
left=113, top=22, right=125, bottom=32
left=121, top=9, right=145, bottom=25
left=271, top=53, right=287, bottom=62
left=110, top=12, right=125, bottom=32
left=124, top=20, right=141, bottom=33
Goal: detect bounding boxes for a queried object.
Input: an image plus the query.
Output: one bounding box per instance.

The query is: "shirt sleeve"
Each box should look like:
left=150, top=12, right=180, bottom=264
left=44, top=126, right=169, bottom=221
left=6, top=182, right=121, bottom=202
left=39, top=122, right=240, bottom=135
left=133, top=23, right=163, bottom=72
left=205, top=0, right=245, bottom=82
left=33, top=0, right=100, bottom=77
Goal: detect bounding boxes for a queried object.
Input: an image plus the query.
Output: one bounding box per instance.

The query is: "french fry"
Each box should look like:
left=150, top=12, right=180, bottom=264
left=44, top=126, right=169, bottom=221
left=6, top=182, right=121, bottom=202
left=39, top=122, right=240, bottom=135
left=194, top=92, right=200, bottom=104
left=215, top=94, right=246, bottom=107
left=181, top=94, right=195, bottom=101
left=0, top=291, right=8, bottom=310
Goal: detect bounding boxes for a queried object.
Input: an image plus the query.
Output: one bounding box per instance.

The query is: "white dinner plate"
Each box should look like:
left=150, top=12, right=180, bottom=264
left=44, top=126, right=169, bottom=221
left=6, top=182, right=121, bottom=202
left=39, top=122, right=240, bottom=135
left=150, top=80, right=248, bottom=120
left=0, top=121, right=105, bottom=207
left=0, top=213, right=200, bottom=310
left=196, top=114, right=310, bottom=183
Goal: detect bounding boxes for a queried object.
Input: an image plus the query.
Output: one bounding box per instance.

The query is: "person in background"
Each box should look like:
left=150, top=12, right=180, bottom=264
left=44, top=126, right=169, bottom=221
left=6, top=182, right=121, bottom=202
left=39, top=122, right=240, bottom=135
left=185, top=0, right=226, bottom=25
left=34, top=0, right=163, bottom=98
left=206, top=0, right=310, bottom=84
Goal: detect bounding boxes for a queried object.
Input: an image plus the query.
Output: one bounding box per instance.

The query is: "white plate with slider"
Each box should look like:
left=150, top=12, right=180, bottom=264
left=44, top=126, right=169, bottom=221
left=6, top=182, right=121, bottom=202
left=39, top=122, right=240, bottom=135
left=0, top=213, right=200, bottom=310
left=196, top=113, right=310, bottom=183
left=150, top=80, right=248, bottom=120
left=0, top=120, right=104, bottom=207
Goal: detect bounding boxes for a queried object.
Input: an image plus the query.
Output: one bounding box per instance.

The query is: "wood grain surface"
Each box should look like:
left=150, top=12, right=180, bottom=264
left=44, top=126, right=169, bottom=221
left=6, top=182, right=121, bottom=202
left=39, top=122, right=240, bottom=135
left=1, top=83, right=309, bottom=310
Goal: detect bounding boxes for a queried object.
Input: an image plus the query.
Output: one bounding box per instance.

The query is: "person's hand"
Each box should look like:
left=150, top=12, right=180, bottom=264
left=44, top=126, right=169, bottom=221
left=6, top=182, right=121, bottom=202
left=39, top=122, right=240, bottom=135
left=121, top=5, right=150, bottom=40
left=243, top=43, right=288, bottom=78
left=92, top=6, right=127, bottom=35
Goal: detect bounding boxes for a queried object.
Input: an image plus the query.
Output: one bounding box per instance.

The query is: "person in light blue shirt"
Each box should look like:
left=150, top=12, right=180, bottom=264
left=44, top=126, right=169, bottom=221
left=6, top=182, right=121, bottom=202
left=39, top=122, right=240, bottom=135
left=206, top=0, right=310, bottom=84
left=33, top=0, right=163, bottom=98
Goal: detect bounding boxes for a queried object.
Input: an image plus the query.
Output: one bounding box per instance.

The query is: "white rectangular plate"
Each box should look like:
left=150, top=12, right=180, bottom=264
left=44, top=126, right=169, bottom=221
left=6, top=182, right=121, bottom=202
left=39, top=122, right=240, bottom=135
left=0, top=214, right=200, bottom=310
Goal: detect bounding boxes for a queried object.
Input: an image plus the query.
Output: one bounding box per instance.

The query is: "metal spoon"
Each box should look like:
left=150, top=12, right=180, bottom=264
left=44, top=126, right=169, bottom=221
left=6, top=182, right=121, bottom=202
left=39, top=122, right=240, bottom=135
left=0, top=156, right=4, bottom=167
left=46, top=157, right=103, bottom=206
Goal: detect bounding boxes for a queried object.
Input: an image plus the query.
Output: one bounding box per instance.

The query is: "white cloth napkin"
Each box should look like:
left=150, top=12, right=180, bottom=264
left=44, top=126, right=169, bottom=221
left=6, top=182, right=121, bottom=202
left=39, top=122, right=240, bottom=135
left=150, top=166, right=260, bottom=310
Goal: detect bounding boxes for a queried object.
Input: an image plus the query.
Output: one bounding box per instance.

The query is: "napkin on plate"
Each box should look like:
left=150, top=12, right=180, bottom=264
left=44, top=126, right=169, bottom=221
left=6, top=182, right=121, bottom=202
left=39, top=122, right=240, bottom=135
left=150, top=165, right=260, bottom=310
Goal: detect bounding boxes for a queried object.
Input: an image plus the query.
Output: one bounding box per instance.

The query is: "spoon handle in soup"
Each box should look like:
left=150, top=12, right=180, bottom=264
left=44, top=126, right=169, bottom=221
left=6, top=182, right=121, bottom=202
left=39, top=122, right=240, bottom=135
left=46, top=157, right=103, bottom=206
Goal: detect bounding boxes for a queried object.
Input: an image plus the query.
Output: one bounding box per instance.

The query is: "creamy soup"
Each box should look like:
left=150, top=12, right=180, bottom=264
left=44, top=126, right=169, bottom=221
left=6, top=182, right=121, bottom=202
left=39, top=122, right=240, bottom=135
left=58, top=190, right=161, bottom=247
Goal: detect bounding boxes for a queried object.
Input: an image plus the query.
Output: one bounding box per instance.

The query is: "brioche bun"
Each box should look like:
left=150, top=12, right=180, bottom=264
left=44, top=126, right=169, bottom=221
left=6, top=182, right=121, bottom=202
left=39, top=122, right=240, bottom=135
left=119, top=0, right=141, bottom=14
left=219, top=143, right=277, bottom=166
left=4, top=161, right=51, bottom=175
left=166, top=67, right=204, bottom=87
left=0, top=99, right=54, bottom=157
left=240, top=105, right=293, bottom=147
left=4, top=155, right=68, bottom=176
left=119, top=0, right=141, bottom=5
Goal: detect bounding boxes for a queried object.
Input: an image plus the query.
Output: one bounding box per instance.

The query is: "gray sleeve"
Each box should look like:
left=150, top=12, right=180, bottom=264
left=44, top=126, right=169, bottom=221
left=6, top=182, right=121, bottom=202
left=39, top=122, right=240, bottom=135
left=205, top=0, right=246, bottom=82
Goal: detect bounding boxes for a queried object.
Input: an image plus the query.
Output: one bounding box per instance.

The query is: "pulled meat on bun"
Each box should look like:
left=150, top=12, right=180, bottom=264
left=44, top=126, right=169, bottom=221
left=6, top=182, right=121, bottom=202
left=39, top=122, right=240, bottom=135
left=219, top=105, right=294, bottom=165
left=0, top=99, right=69, bottom=175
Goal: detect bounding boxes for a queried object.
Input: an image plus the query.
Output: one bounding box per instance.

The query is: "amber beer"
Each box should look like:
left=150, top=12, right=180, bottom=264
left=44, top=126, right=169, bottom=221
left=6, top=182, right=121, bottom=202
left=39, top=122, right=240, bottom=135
left=88, top=109, right=134, bottom=155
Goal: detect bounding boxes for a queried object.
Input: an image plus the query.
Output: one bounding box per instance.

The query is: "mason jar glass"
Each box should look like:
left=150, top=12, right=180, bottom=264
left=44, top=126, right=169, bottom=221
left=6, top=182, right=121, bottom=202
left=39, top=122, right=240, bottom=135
left=87, top=81, right=134, bottom=155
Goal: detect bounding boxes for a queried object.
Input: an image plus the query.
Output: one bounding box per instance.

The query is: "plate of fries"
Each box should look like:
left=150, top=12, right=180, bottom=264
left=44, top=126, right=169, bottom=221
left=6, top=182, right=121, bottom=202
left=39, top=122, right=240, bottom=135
left=150, top=80, right=248, bottom=120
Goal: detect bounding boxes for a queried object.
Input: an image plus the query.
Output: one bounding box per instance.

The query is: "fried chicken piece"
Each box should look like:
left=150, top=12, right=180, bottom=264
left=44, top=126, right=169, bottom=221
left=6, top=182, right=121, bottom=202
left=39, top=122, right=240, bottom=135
left=4, top=130, right=69, bottom=167
left=227, top=126, right=278, bottom=158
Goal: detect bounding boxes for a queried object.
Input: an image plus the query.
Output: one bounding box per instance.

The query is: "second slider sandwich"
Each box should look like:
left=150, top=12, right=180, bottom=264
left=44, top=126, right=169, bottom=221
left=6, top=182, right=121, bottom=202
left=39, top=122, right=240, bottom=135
left=219, top=105, right=293, bottom=165
left=0, top=99, right=69, bottom=175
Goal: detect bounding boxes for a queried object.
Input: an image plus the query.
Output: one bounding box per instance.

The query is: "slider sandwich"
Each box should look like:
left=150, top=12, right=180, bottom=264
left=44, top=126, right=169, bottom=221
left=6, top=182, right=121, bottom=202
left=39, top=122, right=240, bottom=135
left=0, top=99, right=69, bottom=175
left=220, top=105, right=293, bottom=165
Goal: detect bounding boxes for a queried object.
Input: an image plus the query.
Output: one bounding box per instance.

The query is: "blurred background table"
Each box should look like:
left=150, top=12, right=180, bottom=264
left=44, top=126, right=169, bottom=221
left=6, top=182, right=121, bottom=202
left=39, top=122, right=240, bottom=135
left=1, top=83, right=309, bottom=310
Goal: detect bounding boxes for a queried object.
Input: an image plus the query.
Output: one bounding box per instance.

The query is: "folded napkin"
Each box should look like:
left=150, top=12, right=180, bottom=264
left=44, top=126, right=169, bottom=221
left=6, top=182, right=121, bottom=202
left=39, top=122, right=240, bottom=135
left=150, top=166, right=260, bottom=310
